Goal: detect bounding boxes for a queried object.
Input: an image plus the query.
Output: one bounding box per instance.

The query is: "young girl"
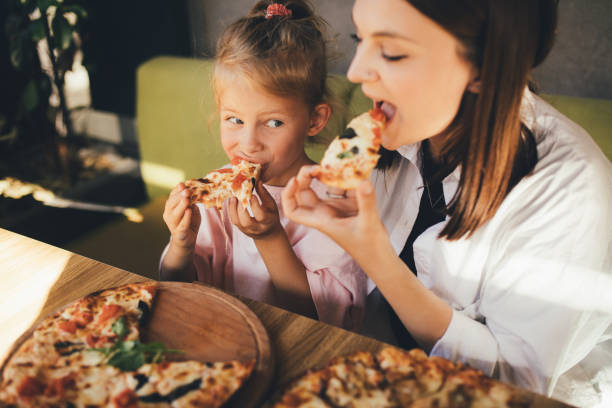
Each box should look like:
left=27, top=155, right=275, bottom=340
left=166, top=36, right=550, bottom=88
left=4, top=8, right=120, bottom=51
left=282, top=0, right=612, bottom=406
left=159, top=0, right=366, bottom=331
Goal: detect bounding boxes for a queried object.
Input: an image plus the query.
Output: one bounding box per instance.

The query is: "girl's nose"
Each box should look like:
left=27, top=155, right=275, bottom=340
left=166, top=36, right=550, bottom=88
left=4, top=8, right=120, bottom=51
left=239, top=127, right=262, bottom=152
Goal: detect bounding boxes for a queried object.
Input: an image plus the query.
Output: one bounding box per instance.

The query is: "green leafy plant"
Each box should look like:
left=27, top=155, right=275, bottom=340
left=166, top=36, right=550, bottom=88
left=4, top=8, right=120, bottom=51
left=89, top=316, right=184, bottom=372
left=2, top=0, right=88, bottom=183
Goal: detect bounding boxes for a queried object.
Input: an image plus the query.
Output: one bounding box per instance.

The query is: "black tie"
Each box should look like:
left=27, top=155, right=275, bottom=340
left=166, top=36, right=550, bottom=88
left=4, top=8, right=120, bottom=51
left=386, top=145, right=447, bottom=349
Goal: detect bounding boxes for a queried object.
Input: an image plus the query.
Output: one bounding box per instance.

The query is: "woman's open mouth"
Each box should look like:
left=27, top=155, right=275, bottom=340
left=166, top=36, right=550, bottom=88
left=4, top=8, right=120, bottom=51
left=376, top=100, right=397, bottom=124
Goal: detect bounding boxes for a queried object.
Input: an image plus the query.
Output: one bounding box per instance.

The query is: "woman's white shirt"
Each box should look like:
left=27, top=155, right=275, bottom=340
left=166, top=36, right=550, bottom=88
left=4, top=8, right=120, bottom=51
left=371, top=90, right=612, bottom=407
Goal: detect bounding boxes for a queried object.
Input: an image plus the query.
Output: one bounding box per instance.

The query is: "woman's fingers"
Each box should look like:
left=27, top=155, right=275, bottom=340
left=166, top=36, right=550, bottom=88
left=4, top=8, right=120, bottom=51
left=281, top=177, right=299, bottom=214
left=356, top=180, right=377, bottom=219
left=295, top=164, right=319, bottom=189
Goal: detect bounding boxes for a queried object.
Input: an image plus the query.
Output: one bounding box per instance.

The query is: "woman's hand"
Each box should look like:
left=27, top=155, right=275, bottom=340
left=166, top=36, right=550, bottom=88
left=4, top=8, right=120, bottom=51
left=281, top=165, right=391, bottom=267
left=163, top=183, right=201, bottom=250
left=228, top=180, right=283, bottom=240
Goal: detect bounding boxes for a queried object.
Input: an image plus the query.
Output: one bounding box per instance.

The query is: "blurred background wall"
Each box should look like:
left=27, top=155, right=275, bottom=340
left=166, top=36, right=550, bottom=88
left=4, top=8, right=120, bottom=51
left=187, top=0, right=612, bottom=99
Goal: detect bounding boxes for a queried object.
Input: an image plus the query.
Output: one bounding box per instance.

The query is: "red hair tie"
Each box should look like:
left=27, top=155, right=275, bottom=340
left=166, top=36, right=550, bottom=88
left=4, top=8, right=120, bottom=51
left=265, top=3, right=292, bottom=19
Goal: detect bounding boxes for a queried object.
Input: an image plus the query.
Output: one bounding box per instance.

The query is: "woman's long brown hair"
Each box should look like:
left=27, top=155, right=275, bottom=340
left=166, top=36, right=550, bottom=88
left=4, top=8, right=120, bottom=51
left=379, top=0, right=558, bottom=240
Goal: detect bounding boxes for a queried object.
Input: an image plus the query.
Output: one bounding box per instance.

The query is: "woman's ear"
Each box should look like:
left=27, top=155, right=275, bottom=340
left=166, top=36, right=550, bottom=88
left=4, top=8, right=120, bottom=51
left=467, top=77, right=482, bottom=94
left=307, top=103, right=332, bottom=136
left=467, top=68, right=482, bottom=94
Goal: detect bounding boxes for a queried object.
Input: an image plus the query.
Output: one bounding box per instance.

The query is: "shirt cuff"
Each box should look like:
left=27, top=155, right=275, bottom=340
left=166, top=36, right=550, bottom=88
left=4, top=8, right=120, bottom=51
left=430, top=309, right=499, bottom=377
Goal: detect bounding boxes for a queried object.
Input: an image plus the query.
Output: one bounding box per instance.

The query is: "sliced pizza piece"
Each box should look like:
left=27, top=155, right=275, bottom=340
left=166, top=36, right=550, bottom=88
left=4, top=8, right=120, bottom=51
left=0, top=363, right=121, bottom=407
left=315, top=107, right=386, bottom=189
left=2, top=282, right=157, bottom=380
left=107, top=359, right=256, bottom=408
left=33, top=282, right=157, bottom=351
left=184, top=159, right=261, bottom=209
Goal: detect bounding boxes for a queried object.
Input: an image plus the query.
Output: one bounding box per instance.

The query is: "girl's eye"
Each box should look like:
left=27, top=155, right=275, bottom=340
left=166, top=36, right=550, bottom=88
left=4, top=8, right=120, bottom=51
left=227, top=116, right=243, bottom=125
left=350, top=33, right=362, bottom=44
left=266, top=119, right=284, bottom=128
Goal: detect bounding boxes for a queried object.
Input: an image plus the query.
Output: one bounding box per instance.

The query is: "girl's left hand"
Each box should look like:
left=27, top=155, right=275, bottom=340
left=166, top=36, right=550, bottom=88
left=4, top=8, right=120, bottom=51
left=228, top=180, right=283, bottom=239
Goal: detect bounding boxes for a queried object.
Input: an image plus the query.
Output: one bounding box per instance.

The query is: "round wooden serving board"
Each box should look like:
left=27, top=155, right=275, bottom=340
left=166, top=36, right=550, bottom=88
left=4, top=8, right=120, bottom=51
left=145, top=282, right=274, bottom=407
left=1, top=281, right=274, bottom=408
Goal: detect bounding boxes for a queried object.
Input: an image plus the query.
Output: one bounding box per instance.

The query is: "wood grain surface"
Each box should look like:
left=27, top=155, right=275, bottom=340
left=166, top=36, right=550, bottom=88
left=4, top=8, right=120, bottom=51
left=0, top=228, right=573, bottom=407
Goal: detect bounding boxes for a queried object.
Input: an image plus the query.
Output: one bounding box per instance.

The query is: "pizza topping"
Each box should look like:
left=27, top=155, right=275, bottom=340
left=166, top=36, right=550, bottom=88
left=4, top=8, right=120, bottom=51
left=58, top=320, right=77, bottom=334
left=98, top=304, right=125, bottom=326
left=113, top=388, right=139, bottom=408
left=232, top=173, right=248, bottom=191
left=44, top=373, right=76, bottom=398
left=73, top=311, right=94, bottom=328
left=339, top=127, right=357, bottom=139
left=134, top=373, right=149, bottom=390
left=137, top=300, right=151, bottom=324
left=16, top=376, right=44, bottom=397
left=337, top=146, right=360, bottom=160
left=138, top=378, right=202, bottom=403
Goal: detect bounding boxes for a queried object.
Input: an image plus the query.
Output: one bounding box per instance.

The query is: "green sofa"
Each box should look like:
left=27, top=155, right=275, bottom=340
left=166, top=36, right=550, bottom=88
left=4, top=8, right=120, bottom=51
left=66, top=56, right=612, bottom=280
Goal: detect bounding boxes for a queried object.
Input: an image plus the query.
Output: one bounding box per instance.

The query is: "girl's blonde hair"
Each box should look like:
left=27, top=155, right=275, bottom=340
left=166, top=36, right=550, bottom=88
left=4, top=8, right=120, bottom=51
left=213, top=0, right=329, bottom=111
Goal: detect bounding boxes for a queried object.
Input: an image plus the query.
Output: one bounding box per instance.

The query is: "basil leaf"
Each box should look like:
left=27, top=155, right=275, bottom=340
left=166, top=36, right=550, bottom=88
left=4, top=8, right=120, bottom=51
left=107, top=349, right=146, bottom=371
left=112, top=316, right=129, bottom=339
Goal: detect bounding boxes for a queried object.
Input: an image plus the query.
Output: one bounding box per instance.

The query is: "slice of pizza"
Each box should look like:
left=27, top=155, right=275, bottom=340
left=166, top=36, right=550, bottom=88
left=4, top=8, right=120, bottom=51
left=0, top=364, right=122, bottom=407
left=108, top=359, right=256, bottom=408
left=34, top=282, right=157, bottom=351
left=1, top=282, right=158, bottom=389
left=184, top=159, right=261, bottom=210
left=314, top=107, right=386, bottom=189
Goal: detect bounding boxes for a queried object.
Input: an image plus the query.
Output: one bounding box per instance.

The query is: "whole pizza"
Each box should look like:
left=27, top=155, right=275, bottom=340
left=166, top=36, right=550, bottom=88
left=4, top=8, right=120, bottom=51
left=0, top=282, right=255, bottom=408
left=270, top=347, right=533, bottom=407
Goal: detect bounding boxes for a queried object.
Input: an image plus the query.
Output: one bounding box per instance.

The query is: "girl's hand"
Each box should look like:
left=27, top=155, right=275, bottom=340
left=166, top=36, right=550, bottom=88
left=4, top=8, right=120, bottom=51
left=228, top=180, right=282, bottom=240
left=281, top=165, right=390, bottom=266
left=162, top=183, right=201, bottom=250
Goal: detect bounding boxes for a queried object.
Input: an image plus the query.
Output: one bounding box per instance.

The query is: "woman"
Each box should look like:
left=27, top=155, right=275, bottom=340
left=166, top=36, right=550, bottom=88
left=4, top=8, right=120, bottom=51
left=281, top=0, right=612, bottom=406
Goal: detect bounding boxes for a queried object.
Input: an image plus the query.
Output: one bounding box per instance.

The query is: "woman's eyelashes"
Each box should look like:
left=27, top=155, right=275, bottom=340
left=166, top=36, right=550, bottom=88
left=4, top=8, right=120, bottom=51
left=382, top=52, right=408, bottom=62
left=350, top=33, right=407, bottom=62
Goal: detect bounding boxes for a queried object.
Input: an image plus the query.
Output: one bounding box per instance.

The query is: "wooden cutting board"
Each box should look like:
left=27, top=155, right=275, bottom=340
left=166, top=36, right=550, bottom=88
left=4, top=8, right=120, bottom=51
left=1, top=281, right=274, bottom=408
left=144, top=282, right=274, bottom=407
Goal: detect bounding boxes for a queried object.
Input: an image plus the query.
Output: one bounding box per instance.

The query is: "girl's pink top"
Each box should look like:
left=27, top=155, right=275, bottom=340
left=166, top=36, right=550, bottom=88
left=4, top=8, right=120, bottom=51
left=162, top=182, right=366, bottom=330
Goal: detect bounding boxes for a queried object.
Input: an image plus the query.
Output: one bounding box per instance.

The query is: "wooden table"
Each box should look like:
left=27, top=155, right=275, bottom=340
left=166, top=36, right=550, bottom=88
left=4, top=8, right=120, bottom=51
left=0, top=228, right=570, bottom=407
